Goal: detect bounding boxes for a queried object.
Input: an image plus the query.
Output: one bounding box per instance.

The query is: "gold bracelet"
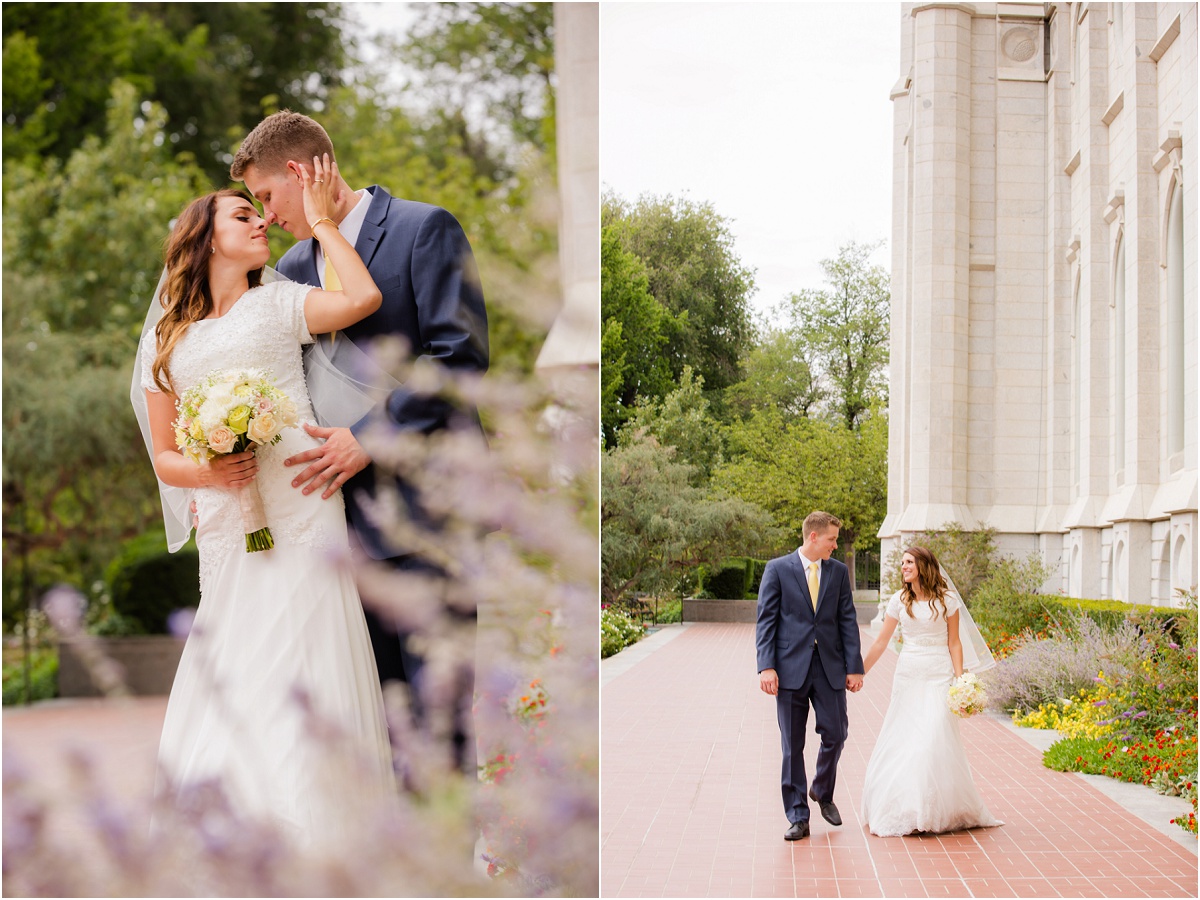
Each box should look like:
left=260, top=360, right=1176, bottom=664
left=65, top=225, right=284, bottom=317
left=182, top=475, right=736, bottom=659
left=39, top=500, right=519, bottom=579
left=310, top=216, right=337, bottom=233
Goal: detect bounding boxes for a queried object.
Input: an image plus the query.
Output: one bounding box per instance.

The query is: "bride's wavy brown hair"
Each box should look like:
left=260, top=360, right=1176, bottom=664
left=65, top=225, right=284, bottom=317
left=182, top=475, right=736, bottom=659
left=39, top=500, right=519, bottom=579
left=151, top=189, right=264, bottom=393
left=899, top=545, right=950, bottom=620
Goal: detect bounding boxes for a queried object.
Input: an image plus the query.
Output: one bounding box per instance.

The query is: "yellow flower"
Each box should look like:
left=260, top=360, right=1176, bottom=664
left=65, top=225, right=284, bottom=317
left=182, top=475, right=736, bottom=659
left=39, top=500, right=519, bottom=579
left=189, top=420, right=204, bottom=440
left=227, top=405, right=252, bottom=434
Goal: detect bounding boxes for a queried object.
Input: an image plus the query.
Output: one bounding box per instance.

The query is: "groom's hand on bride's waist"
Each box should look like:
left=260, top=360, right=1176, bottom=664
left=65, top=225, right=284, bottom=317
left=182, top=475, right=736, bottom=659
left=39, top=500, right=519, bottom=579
left=759, top=668, right=779, bottom=696
left=284, top=423, right=371, bottom=499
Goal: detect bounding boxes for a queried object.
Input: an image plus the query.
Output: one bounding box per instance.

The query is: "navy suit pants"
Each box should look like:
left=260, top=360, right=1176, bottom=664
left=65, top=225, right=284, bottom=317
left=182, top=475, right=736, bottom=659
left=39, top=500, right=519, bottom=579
left=775, top=644, right=848, bottom=824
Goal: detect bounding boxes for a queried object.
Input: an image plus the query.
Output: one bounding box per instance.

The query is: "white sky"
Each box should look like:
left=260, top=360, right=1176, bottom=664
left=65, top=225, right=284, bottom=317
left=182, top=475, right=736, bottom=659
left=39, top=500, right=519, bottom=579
left=601, top=2, right=902, bottom=319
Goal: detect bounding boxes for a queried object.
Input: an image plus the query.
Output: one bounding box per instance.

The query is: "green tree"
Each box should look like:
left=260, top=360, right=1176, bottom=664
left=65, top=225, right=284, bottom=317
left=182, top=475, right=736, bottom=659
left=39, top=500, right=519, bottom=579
left=398, top=2, right=556, bottom=179
left=4, top=81, right=211, bottom=335
left=715, top=406, right=888, bottom=588
left=2, top=83, right=209, bottom=621
left=620, top=367, right=724, bottom=485
left=601, top=225, right=675, bottom=445
left=725, top=322, right=821, bottom=425
left=601, top=436, right=779, bottom=604
left=603, top=191, right=756, bottom=400
left=3, top=2, right=347, bottom=183
left=784, top=241, right=889, bottom=429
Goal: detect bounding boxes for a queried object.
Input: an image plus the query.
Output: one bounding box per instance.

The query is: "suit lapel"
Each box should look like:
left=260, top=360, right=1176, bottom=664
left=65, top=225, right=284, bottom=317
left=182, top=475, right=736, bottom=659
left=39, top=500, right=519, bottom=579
left=788, top=554, right=817, bottom=617
left=354, top=185, right=391, bottom=271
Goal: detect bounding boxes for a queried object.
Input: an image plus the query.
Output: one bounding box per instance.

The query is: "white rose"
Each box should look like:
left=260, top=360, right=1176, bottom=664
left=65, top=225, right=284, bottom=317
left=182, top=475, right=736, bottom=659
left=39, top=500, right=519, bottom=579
left=208, top=424, right=237, bottom=454
left=275, top=396, right=298, bottom=427
left=247, top=412, right=280, bottom=445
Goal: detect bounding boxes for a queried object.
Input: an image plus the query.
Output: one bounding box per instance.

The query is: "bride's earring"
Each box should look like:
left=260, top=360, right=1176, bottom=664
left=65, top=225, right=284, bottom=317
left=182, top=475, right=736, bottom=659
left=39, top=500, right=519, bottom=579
left=210, top=245, right=215, bottom=254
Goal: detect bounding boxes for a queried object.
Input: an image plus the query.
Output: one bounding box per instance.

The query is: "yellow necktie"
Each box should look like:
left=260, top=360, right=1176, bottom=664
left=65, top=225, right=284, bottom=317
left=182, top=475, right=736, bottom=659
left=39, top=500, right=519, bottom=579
left=808, top=562, right=820, bottom=610
left=322, top=245, right=340, bottom=345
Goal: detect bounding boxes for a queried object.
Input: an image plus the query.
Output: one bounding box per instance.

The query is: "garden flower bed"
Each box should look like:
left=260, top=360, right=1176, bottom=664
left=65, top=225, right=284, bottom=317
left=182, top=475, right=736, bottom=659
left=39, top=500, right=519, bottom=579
left=985, top=604, right=1198, bottom=836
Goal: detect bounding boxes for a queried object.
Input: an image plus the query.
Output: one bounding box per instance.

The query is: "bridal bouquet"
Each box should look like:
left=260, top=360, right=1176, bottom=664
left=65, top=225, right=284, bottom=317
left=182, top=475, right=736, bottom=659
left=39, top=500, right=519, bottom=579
left=947, top=672, right=987, bottom=718
left=173, top=369, right=299, bottom=551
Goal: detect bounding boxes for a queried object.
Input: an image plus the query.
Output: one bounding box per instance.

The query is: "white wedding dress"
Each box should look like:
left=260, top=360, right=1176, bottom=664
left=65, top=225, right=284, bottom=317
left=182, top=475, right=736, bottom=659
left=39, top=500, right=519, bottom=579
left=139, top=281, right=394, bottom=845
left=860, top=591, right=1002, bottom=837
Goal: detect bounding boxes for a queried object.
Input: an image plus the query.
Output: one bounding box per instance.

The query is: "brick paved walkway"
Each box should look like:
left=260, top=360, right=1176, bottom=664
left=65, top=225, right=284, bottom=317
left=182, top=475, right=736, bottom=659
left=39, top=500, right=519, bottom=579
left=601, top=623, right=1198, bottom=898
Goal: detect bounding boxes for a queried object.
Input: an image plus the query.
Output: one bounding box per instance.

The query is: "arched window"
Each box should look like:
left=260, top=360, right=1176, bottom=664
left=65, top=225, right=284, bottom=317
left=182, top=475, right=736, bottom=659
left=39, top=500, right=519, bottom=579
left=1166, top=178, right=1185, bottom=457
left=1112, top=538, right=1124, bottom=601
left=1173, top=532, right=1191, bottom=606
left=1113, top=232, right=1126, bottom=474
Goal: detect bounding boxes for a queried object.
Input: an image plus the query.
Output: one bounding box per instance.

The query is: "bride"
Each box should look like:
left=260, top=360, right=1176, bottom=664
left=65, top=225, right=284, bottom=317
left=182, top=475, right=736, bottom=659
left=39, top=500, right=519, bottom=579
left=134, top=155, right=393, bottom=845
left=859, top=546, right=1002, bottom=837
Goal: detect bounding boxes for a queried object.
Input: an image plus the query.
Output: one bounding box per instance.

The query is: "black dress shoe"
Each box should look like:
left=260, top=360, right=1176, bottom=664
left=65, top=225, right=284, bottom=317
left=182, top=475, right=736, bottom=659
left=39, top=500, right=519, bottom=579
left=809, top=789, right=842, bottom=826
left=784, top=820, right=809, bottom=841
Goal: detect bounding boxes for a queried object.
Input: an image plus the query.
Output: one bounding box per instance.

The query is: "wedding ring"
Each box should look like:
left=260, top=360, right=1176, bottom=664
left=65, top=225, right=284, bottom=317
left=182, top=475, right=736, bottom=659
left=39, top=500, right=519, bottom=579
left=314, top=179, right=325, bottom=184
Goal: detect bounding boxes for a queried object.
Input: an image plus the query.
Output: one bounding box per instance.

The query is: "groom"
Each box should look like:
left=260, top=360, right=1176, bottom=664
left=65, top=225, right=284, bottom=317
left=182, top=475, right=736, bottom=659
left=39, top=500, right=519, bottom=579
left=230, top=111, right=488, bottom=774
left=756, top=511, right=864, bottom=840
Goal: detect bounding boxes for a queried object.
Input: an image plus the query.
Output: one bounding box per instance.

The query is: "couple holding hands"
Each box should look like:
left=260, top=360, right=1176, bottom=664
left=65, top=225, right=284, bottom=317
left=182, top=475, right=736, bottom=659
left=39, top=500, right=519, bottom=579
left=755, top=511, right=1003, bottom=840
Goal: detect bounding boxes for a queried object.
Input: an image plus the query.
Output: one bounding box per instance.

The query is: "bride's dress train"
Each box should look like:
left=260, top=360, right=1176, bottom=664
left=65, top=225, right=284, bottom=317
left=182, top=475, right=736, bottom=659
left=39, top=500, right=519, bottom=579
left=860, top=591, right=1002, bottom=837
left=141, top=281, right=394, bottom=845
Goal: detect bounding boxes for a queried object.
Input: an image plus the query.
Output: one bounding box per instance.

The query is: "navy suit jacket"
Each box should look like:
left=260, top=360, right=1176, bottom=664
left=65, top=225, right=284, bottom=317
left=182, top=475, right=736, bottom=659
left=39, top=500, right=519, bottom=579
left=277, top=186, right=489, bottom=560
left=755, top=552, right=865, bottom=691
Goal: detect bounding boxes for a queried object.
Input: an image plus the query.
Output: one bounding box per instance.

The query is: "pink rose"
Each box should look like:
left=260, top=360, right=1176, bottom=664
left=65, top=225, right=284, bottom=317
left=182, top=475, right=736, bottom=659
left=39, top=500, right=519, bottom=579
left=208, top=424, right=237, bottom=454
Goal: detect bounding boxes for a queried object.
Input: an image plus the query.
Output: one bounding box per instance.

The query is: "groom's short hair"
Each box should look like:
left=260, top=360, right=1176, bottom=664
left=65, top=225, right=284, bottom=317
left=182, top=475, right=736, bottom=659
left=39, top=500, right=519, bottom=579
left=803, top=511, right=841, bottom=538
left=230, top=111, right=336, bottom=181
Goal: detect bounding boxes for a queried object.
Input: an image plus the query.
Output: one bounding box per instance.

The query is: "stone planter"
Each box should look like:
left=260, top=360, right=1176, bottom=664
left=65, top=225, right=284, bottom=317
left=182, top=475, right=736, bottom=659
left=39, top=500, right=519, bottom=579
left=58, top=635, right=184, bottom=698
left=683, top=593, right=882, bottom=625
left=681, top=598, right=758, bottom=623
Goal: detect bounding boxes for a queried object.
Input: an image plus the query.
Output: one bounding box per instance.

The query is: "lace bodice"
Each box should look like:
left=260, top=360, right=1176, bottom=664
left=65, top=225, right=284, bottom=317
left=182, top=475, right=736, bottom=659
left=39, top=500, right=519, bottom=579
left=140, top=281, right=315, bottom=410
left=139, top=281, right=350, bottom=589
left=886, top=590, right=961, bottom=648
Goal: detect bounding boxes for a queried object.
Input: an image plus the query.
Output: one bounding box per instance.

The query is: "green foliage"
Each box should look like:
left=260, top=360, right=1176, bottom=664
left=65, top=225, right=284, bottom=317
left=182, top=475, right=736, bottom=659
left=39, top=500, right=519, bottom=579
left=603, top=191, right=756, bottom=402
left=106, top=532, right=199, bottom=635
left=398, top=2, right=556, bottom=174
left=601, top=226, right=676, bottom=444
left=782, top=240, right=889, bottom=429
left=1043, top=735, right=1108, bottom=772
left=619, top=367, right=723, bottom=483
left=653, top=597, right=683, bottom=624
left=3, top=2, right=347, bottom=183
left=601, top=607, right=644, bottom=659
left=725, top=323, right=820, bottom=424
left=2, top=648, right=58, bottom=706
left=4, top=81, right=211, bottom=334
left=601, top=436, right=780, bottom=604
left=716, top=405, right=887, bottom=555
left=882, top=524, right=1002, bottom=600
left=703, top=562, right=752, bottom=600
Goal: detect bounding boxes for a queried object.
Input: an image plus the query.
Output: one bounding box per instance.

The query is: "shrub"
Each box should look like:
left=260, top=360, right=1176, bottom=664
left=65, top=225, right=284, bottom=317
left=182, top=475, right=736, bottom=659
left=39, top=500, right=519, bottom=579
left=748, top=558, right=768, bottom=595
left=106, top=532, right=200, bottom=635
left=2, top=648, right=58, bottom=705
left=1043, top=735, right=1109, bottom=772
left=601, top=607, right=644, bottom=658
left=986, top=614, right=1147, bottom=713
left=652, top=597, right=682, bottom=624
left=704, top=560, right=750, bottom=599
left=883, top=524, right=1000, bottom=599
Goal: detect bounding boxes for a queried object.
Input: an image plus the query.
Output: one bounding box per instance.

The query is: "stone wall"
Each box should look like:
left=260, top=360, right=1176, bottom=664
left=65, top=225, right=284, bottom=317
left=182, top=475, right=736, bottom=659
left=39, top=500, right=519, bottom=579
left=883, top=2, right=1198, bottom=606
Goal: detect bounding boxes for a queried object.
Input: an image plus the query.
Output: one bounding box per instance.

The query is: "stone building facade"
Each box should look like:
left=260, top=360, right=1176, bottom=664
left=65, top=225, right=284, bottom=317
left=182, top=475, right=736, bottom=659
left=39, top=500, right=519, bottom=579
left=881, top=3, right=1197, bottom=605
